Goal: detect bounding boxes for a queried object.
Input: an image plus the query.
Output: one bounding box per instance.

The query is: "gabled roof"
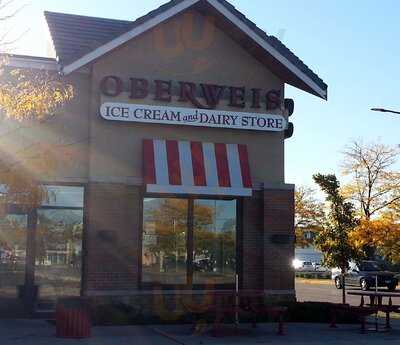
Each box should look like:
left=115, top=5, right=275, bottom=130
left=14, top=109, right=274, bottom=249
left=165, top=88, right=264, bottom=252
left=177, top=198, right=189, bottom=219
left=45, top=0, right=328, bottom=99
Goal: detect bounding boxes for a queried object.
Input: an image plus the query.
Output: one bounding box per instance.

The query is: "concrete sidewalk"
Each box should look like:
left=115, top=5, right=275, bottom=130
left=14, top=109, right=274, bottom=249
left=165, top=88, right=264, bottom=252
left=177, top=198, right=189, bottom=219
left=0, top=319, right=173, bottom=345
left=1, top=319, right=400, bottom=345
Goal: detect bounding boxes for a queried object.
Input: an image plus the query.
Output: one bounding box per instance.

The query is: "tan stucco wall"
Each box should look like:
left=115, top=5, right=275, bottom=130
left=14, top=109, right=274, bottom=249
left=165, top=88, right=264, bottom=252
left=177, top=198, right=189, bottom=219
left=1, top=9, right=288, bottom=187
left=0, top=71, right=90, bottom=183
left=87, top=9, right=286, bottom=186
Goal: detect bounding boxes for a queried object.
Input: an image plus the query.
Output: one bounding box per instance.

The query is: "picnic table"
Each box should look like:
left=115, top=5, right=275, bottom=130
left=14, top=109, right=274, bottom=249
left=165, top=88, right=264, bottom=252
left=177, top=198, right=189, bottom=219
left=182, top=289, right=287, bottom=337
left=348, top=290, right=400, bottom=307
left=347, top=291, right=400, bottom=332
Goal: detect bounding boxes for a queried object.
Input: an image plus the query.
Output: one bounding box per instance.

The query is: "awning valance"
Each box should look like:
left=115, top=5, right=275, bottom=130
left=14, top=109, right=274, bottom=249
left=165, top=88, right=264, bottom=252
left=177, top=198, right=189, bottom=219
left=143, top=139, right=252, bottom=197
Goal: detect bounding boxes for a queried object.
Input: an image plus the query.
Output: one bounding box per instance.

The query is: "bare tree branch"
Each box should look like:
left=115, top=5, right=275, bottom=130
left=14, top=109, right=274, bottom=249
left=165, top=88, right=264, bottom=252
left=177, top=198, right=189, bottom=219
left=0, top=0, right=25, bottom=21
left=342, top=140, right=400, bottom=220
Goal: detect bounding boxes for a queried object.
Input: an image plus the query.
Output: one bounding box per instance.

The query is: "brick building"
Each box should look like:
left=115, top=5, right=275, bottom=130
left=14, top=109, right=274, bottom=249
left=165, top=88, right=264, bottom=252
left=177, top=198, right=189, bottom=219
left=0, top=0, right=327, bottom=318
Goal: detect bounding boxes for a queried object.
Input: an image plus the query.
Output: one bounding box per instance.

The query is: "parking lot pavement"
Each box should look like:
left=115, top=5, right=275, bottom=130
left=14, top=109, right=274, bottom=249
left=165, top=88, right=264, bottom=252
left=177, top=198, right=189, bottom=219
left=296, top=279, right=360, bottom=305
left=296, top=279, right=400, bottom=305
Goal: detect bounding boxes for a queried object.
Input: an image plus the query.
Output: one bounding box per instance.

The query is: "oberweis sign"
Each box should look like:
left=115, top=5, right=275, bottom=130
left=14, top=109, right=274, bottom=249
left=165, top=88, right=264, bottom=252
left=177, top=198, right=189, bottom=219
left=100, top=103, right=286, bottom=132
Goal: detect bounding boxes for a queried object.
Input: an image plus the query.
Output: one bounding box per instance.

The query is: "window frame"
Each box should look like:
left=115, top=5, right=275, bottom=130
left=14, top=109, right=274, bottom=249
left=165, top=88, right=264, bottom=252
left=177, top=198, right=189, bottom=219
left=139, top=193, right=243, bottom=291
left=0, top=182, right=87, bottom=301
left=38, top=182, right=87, bottom=297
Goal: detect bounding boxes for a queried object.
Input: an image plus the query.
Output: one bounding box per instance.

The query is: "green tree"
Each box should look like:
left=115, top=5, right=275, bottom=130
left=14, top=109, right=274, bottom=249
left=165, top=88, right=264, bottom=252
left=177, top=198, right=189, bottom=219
left=313, top=173, right=360, bottom=304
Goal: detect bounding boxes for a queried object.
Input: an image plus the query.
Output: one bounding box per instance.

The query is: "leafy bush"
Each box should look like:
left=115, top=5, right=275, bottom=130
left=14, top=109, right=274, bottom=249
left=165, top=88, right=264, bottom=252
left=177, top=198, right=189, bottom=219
left=295, top=272, right=331, bottom=279
left=280, top=302, right=358, bottom=324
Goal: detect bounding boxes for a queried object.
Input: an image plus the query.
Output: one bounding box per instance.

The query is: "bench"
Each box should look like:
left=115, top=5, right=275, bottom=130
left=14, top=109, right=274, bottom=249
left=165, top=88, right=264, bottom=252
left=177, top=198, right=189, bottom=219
left=347, top=291, right=400, bottom=332
left=212, top=292, right=287, bottom=336
left=182, top=291, right=287, bottom=337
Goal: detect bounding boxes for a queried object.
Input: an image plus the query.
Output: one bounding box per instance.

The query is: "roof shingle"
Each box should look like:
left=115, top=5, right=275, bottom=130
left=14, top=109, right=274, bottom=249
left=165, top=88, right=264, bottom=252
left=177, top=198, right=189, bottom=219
left=45, top=0, right=327, bottom=97
left=45, top=11, right=132, bottom=65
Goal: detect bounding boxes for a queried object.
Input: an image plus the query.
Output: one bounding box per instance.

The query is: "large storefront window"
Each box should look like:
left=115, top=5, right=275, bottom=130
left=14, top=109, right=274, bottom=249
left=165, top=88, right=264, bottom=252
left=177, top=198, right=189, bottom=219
left=142, top=198, right=188, bottom=285
left=193, top=200, right=236, bottom=285
left=142, top=197, right=237, bottom=287
left=0, top=184, right=84, bottom=314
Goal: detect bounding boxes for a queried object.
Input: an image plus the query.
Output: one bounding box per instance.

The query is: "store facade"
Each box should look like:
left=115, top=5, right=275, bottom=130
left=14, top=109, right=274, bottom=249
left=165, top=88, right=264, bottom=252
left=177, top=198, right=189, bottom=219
left=1, top=0, right=327, bottom=317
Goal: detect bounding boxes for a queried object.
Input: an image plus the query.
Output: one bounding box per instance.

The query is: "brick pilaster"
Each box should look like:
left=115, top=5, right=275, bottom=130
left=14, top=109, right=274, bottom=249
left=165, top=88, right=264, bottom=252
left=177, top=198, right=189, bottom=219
left=85, top=183, right=141, bottom=292
left=241, top=191, right=264, bottom=290
left=263, top=188, right=295, bottom=291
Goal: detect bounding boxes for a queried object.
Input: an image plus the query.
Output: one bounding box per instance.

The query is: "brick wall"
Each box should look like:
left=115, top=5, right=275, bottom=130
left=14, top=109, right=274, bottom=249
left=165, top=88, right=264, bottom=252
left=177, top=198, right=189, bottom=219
left=83, top=183, right=295, bottom=299
left=85, top=183, right=141, bottom=292
left=242, top=191, right=264, bottom=290
left=263, top=188, right=295, bottom=292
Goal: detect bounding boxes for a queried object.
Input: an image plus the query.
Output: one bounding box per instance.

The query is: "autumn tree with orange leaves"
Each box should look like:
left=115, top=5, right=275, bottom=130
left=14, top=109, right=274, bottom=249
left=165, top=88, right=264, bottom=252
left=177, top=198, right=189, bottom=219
left=295, top=186, right=325, bottom=247
left=341, top=141, right=400, bottom=259
left=342, top=141, right=400, bottom=221
left=350, top=217, right=400, bottom=264
left=0, top=5, right=74, bottom=210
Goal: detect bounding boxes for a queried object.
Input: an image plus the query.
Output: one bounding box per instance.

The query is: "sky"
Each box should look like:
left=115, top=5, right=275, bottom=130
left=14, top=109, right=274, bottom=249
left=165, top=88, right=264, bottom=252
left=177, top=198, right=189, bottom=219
left=4, top=0, right=400, bottom=189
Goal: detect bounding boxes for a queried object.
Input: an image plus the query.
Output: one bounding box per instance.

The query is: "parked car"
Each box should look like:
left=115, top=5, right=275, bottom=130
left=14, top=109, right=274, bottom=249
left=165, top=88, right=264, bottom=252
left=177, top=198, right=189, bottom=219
left=332, top=260, right=398, bottom=291
left=299, top=261, right=314, bottom=272
left=313, top=262, right=329, bottom=272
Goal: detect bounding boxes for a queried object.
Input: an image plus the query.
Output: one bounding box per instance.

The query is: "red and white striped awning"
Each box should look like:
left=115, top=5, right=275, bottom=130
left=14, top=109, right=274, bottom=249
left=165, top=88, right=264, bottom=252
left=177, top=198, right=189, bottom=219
left=143, top=139, right=252, bottom=196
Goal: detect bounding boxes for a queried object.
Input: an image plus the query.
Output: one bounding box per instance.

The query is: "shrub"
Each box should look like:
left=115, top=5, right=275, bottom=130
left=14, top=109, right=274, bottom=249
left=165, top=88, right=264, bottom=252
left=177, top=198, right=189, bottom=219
left=280, top=302, right=358, bottom=324
left=91, top=300, right=358, bottom=326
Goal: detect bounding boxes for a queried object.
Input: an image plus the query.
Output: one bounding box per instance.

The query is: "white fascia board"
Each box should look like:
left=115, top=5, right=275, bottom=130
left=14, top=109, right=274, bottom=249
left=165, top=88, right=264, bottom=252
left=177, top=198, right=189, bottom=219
left=6, top=56, right=59, bottom=71
left=207, top=0, right=327, bottom=100
left=62, top=0, right=201, bottom=75
left=147, top=184, right=253, bottom=197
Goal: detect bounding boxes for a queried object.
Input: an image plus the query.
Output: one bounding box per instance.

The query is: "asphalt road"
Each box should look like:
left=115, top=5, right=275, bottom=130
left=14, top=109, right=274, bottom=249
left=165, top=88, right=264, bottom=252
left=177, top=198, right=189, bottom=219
left=296, top=279, right=400, bottom=305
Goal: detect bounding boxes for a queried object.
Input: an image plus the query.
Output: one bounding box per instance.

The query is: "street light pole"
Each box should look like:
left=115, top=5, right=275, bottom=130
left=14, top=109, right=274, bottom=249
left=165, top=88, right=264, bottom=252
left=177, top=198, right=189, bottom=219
left=371, top=108, right=400, bottom=115
left=372, top=108, right=400, bottom=147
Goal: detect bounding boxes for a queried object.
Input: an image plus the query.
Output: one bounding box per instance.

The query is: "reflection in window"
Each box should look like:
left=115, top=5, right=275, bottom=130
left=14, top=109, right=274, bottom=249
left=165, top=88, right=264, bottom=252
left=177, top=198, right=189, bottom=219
left=42, top=186, right=84, bottom=208
left=193, top=200, right=236, bottom=285
left=142, top=198, right=188, bottom=285
left=36, top=185, right=84, bottom=302
left=0, top=215, right=27, bottom=299
left=36, top=209, right=83, bottom=300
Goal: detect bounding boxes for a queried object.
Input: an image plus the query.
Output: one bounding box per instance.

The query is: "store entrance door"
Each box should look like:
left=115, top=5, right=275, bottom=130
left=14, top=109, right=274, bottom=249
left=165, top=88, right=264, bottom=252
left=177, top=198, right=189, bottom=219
left=35, top=208, right=83, bottom=312
left=0, top=208, right=37, bottom=318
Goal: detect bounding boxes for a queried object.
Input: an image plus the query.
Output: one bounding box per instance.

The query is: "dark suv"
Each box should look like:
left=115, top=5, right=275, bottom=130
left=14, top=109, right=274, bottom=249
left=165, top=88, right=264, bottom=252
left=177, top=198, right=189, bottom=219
left=334, top=260, right=398, bottom=291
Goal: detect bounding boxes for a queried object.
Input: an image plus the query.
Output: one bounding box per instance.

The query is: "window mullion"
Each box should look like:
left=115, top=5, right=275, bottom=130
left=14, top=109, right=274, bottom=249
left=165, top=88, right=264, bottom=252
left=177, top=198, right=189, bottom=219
left=186, top=198, right=194, bottom=287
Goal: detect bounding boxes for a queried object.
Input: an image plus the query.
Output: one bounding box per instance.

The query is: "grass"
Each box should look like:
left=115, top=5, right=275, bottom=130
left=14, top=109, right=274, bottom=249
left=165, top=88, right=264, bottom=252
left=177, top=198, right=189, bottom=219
left=295, top=277, right=332, bottom=285
left=295, top=272, right=331, bottom=280
left=377, top=311, right=400, bottom=320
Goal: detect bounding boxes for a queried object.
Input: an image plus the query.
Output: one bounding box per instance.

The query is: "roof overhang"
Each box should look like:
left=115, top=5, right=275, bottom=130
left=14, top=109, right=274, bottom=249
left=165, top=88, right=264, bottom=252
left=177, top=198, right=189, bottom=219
left=60, top=0, right=327, bottom=100
left=2, top=54, right=58, bottom=71
left=61, top=0, right=199, bottom=76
